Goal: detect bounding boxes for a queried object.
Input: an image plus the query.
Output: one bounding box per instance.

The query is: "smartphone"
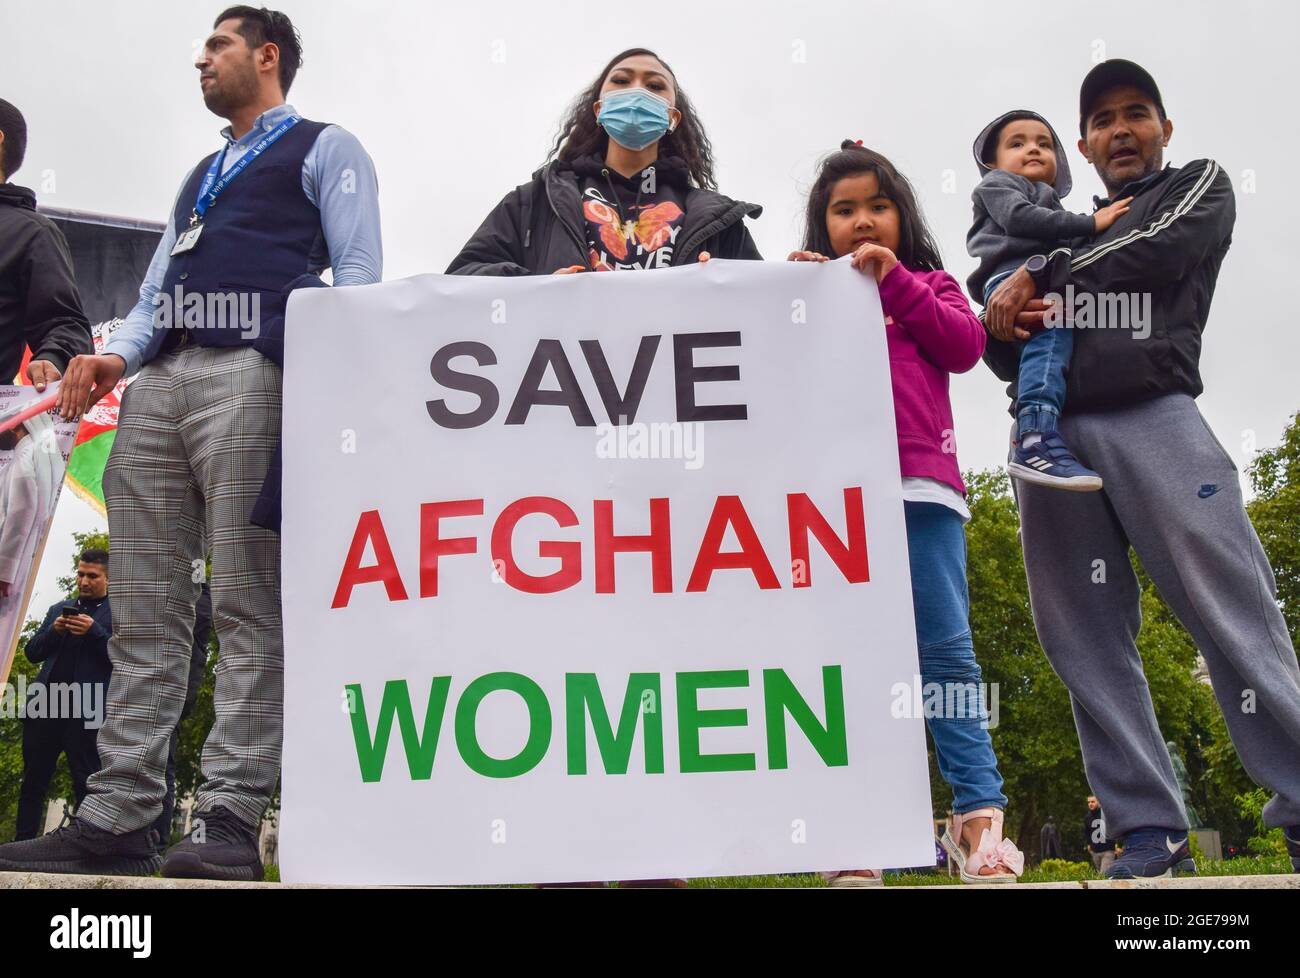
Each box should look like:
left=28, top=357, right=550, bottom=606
left=60, top=604, right=79, bottom=618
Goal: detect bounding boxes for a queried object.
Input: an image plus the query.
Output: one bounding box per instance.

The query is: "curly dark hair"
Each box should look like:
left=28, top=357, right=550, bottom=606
left=547, top=48, right=717, bottom=190
left=802, top=140, right=944, bottom=271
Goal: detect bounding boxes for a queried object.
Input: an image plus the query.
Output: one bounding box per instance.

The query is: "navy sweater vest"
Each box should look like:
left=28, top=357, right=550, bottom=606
left=144, top=118, right=329, bottom=366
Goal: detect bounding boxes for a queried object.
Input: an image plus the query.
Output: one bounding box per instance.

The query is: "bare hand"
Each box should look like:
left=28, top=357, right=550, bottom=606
left=1093, top=196, right=1134, bottom=234
left=1013, top=298, right=1055, bottom=338
left=56, top=354, right=126, bottom=420
left=849, top=243, right=898, bottom=282
left=787, top=251, right=830, bottom=262
left=27, top=360, right=61, bottom=393
left=986, top=266, right=1038, bottom=341
left=697, top=251, right=711, bottom=263
left=553, top=265, right=587, bottom=275
left=52, top=615, right=69, bottom=634
left=64, top=614, right=95, bottom=637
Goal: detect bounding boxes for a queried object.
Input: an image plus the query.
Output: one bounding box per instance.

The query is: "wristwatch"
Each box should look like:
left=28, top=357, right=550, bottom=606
left=1025, top=253, right=1050, bottom=291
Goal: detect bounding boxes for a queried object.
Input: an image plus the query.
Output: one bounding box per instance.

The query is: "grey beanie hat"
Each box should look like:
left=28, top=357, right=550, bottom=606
left=972, top=109, right=1074, bottom=198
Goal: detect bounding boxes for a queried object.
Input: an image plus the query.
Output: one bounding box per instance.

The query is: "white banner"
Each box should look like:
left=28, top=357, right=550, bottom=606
left=0, top=386, right=80, bottom=684
left=280, top=258, right=934, bottom=885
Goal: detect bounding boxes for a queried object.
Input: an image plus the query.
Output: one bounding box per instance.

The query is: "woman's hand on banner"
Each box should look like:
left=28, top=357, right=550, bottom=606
left=698, top=252, right=711, bottom=263
left=56, top=353, right=127, bottom=420
left=27, top=360, right=61, bottom=393
left=553, top=265, right=587, bottom=274
left=787, top=251, right=830, bottom=262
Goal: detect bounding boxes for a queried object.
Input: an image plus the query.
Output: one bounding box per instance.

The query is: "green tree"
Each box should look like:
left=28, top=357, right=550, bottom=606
left=1246, top=412, right=1300, bottom=639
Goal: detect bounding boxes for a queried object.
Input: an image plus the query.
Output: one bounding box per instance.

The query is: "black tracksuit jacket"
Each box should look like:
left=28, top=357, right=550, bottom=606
left=0, top=183, right=93, bottom=379
left=983, top=159, right=1235, bottom=412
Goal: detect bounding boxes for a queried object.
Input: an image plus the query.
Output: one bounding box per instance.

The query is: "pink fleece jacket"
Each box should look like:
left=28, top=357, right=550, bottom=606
left=876, top=262, right=986, bottom=496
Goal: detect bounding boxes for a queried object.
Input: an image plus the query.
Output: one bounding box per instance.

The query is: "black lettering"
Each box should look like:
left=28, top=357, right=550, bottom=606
left=427, top=342, right=499, bottom=429
left=673, top=331, right=747, bottom=422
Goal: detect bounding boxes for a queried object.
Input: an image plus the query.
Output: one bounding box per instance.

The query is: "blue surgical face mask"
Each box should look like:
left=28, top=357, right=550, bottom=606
left=597, top=87, right=675, bottom=151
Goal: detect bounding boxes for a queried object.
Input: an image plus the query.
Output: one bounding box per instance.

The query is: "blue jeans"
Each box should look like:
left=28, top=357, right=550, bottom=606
left=984, top=269, right=1072, bottom=437
left=1016, top=325, right=1073, bottom=436
left=905, top=501, right=1008, bottom=813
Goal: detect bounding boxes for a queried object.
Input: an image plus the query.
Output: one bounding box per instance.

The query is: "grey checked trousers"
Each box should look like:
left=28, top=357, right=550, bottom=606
left=79, top=346, right=283, bottom=833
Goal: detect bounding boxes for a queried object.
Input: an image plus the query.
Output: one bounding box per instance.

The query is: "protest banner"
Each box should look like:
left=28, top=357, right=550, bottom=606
left=279, top=258, right=934, bottom=884
left=0, top=387, right=80, bottom=686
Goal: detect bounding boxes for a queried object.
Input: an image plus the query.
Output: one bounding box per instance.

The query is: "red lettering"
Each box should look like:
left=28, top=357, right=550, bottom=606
left=594, top=498, right=673, bottom=593
left=420, top=499, right=484, bottom=597
left=491, top=496, right=582, bottom=594
left=787, top=488, right=869, bottom=587
left=331, top=510, right=409, bottom=609
left=686, top=495, right=780, bottom=592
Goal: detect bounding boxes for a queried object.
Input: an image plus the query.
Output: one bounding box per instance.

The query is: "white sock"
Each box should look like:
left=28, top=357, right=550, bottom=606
left=1021, top=431, right=1043, bottom=449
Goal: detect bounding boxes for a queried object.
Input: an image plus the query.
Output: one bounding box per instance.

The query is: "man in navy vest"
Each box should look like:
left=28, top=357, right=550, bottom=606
left=0, top=6, right=382, bottom=880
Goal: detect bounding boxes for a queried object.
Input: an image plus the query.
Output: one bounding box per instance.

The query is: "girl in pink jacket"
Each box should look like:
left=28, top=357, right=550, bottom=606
left=790, top=141, right=1023, bottom=886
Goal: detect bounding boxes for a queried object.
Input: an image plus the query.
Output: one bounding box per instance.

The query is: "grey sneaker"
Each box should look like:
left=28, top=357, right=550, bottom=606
left=161, top=806, right=264, bottom=882
left=0, top=818, right=161, bottom=876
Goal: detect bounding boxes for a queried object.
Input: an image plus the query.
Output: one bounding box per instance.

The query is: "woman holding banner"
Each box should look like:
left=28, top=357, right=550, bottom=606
left=448, top=47, right=761, bottom=888
left=447, top=47, right=762, bottom=277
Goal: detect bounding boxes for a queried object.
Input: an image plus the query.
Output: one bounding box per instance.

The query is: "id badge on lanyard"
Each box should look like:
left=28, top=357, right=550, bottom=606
left=171, top=114, right=302, bottom=257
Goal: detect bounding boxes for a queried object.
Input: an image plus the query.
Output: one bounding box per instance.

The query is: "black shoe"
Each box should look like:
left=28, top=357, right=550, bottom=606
left=1105, top=828, right=1196, bottom=880
left=161, top=806, right=264, bottom=882
left=0, top=818, right=162, bottom=876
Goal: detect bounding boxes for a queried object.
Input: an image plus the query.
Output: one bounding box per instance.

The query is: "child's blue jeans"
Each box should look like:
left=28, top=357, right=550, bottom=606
left=984, top=270, right=1072, bottom=437
left=905, top=500, right=1008, bottom=814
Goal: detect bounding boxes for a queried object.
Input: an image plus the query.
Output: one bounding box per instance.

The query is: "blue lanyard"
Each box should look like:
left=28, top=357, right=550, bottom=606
left=191, top=114, right=302, bottom=225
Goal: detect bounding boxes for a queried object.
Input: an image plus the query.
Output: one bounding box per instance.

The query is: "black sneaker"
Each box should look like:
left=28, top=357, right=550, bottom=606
left=0, top=818, right=162, bottom=876
left=1105, top=828, right=1196, bottom=880
left=161, top=806, right=264, bottom=882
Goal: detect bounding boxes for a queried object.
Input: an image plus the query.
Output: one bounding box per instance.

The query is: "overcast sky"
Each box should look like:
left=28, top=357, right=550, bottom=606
left=4, top=0, right=1297, bottom=612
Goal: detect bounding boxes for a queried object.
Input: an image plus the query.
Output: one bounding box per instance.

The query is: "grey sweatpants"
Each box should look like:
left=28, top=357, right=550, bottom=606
left=1016, top=393, right=1300, bottom=837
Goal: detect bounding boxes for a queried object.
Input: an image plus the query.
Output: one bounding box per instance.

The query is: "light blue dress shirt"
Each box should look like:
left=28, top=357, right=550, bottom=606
left=104, top=103, right=383, bottom=376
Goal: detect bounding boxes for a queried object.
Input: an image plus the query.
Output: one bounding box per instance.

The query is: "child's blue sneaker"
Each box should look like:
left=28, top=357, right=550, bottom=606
left=1009, top=431, right=1103, bottom=491
left=1105, top=828, right=1196, bottom=880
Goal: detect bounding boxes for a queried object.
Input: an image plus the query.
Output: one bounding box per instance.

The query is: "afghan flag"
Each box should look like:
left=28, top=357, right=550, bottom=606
left=28, top=207, right=164, bottom=514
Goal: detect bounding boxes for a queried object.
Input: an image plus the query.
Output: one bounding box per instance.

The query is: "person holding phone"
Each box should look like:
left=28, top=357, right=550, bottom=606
left=14, top=550, right=112, bottom=840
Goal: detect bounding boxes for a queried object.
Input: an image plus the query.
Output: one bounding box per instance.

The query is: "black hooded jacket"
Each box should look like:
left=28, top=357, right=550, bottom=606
left=983, top=159, right=1234, bottom=412
left=446, top=155, right=762, bottom=275
left=0, top=183, right=92, bottom=378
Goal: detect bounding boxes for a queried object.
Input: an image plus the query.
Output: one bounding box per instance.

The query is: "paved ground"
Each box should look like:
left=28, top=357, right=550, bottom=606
left=1, top=872, right=1296, bottom=889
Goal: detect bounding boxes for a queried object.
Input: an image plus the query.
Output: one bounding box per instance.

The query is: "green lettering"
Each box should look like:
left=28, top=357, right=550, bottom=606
left=565, top=673, right=664, bottom=774
left=347, top=677, right=451, bottom=782
left=763, top=666, right=847, bottom=768
left=677, top=670, right=756, bottom=773
left=455, top=672, right=552, bottom=778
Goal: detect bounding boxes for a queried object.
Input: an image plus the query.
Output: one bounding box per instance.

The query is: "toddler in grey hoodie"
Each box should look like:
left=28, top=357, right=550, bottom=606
left=967, top=109, right=1130, bottom=491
